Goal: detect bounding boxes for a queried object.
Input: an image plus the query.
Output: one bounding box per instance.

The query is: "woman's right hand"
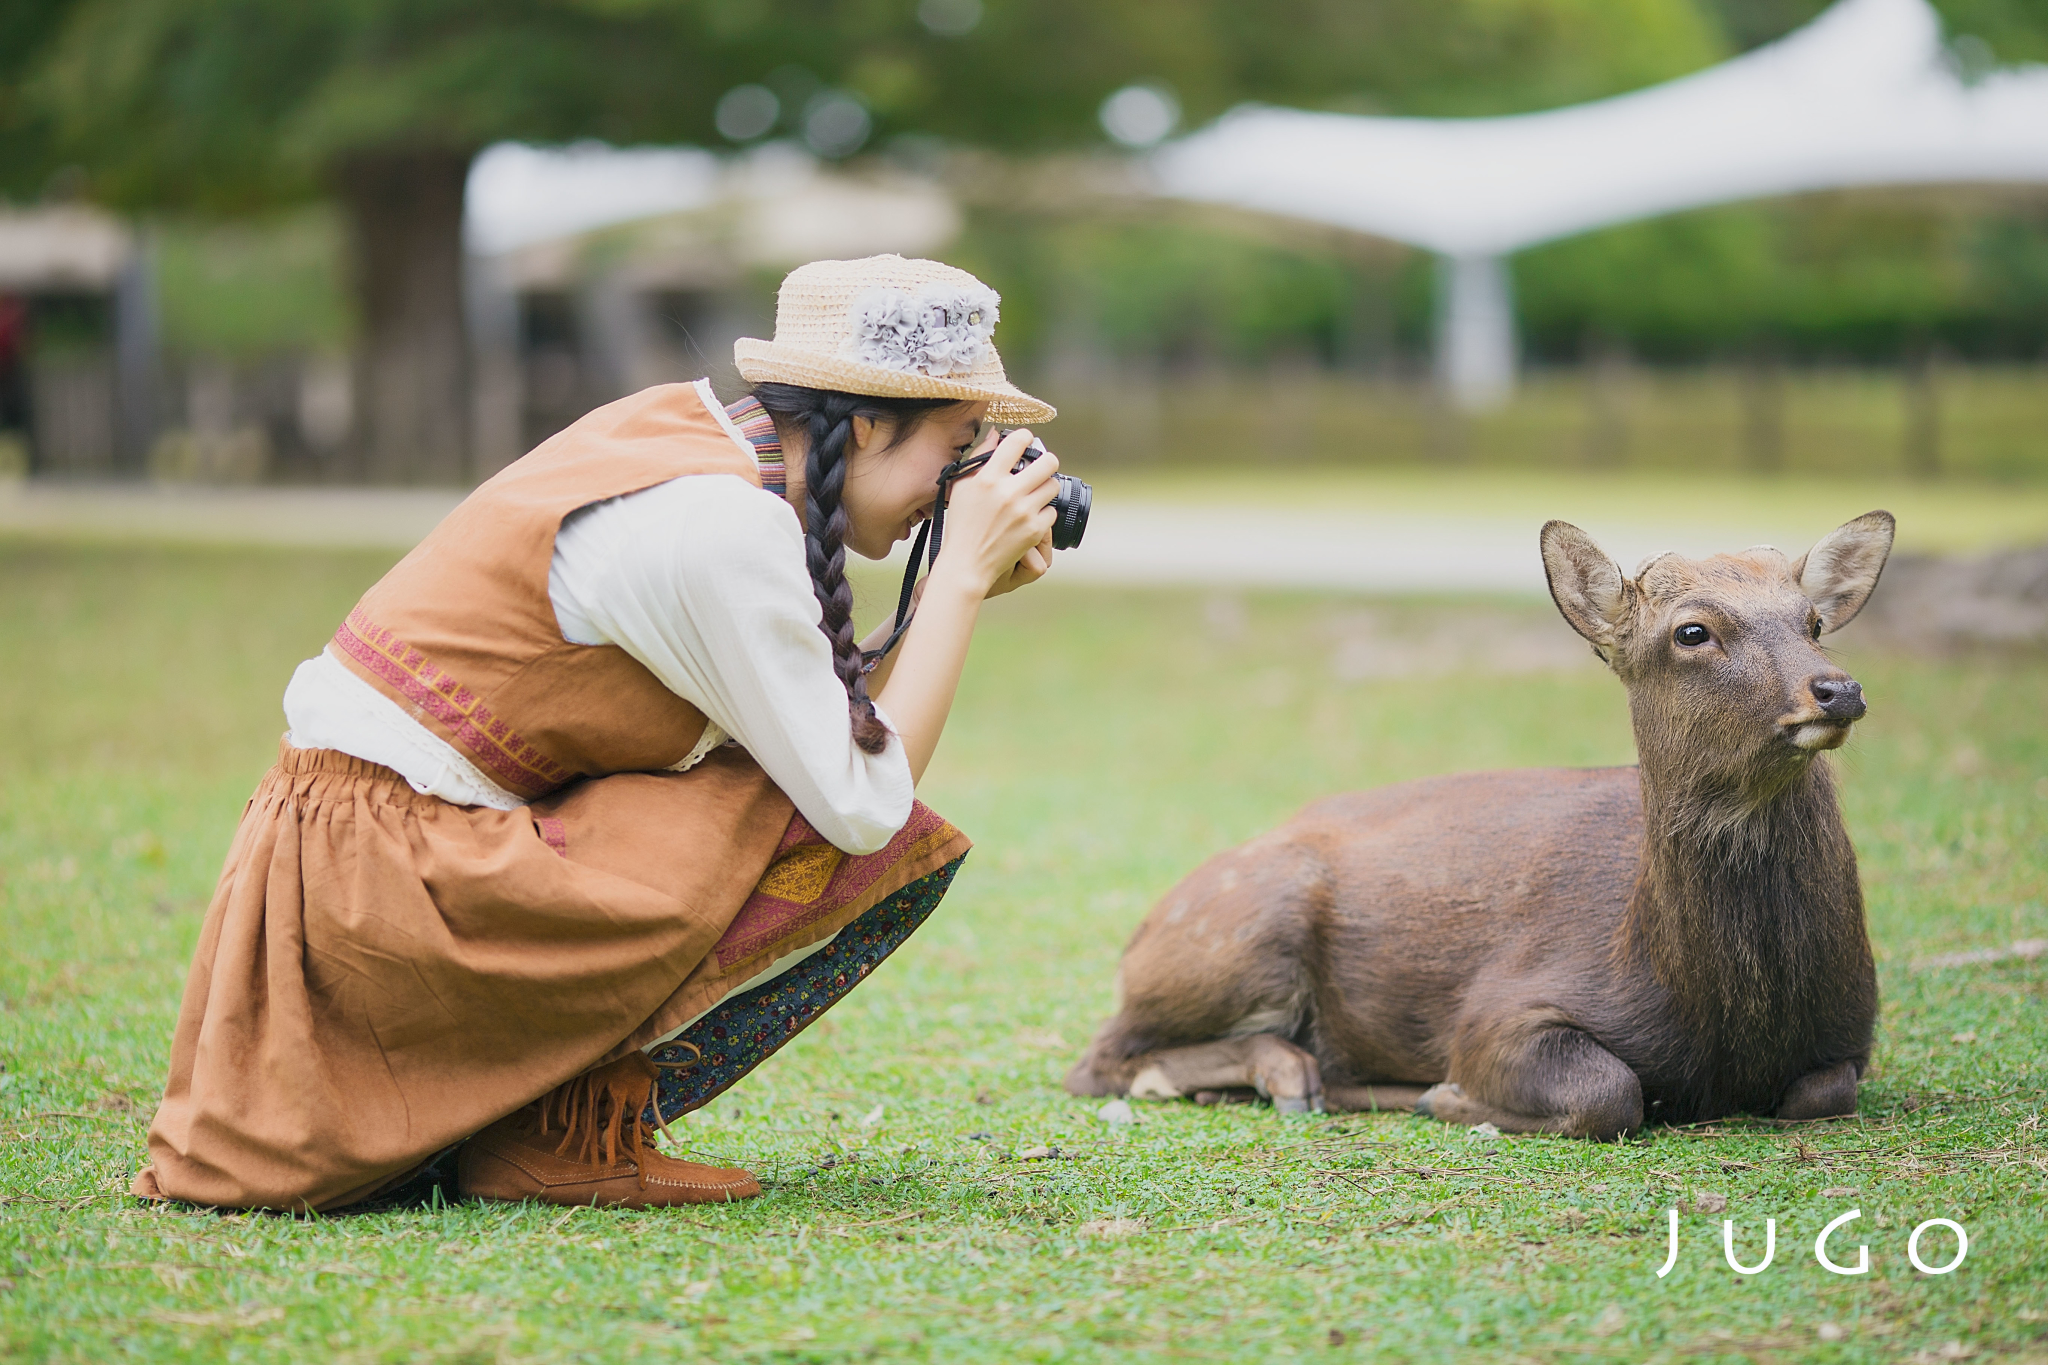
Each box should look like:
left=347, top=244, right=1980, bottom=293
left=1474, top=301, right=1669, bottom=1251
left=876, top=428, right=1058, bottom=784
left=930, top=428, right=1059, bottom=598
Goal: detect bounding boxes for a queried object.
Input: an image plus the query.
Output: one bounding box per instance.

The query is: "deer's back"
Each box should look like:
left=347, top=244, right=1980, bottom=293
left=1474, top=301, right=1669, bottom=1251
left=1290, top=767, right=1643, bottom=980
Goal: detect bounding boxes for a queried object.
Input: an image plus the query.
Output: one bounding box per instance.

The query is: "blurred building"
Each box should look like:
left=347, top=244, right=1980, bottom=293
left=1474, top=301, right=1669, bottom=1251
left=464, top=143, right=960, bottom=476
left=0, top=206, right=154, bottom=477
left=1, top=147, right=959, bottom=486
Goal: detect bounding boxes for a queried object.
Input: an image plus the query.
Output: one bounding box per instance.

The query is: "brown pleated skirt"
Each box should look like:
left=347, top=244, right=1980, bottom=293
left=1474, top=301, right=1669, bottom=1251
left=134, top=741, right=968, bottom=1212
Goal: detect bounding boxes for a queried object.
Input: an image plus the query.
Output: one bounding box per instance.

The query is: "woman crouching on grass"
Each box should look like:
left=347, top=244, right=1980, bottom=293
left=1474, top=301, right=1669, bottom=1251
left=132, top=255, right=1062, bottom=1212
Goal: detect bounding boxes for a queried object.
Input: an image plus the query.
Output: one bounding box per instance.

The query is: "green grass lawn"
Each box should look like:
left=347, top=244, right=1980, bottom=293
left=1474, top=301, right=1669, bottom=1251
left=1, top=538, right=2044, bottom=1363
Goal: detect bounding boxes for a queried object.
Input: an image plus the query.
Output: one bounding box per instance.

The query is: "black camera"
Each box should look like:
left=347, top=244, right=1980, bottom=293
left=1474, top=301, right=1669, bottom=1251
left=1010, top=436, right=1091, bottom=551
left=864, top=434, right=1092, bottom=668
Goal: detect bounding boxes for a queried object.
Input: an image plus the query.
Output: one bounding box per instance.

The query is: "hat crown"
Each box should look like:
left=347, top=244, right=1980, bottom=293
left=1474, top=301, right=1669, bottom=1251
left=733, top=253, right=1055, bottom=424
left=767, top=255, right=1008, bottom=385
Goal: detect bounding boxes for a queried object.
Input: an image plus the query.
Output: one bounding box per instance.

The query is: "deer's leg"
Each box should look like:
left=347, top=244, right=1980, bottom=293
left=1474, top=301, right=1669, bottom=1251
left=1066, top=842, right=1325, bottom=1107
left=1775, top=1060, right=1859, bottom=1120
left=1322, top=1084, right=1429, bottom=1113
left=1111, top=1035, right=1327, bottom=1114
left=1416, top=1024, right=1642, bottom=1139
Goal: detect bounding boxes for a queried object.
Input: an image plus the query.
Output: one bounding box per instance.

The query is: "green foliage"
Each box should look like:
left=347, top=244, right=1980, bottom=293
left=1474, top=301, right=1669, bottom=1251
left=1931, top=0, right=2048, bottom=65
left=0, top=535, right=2043, bottom=1360
left=0, top=0, right=79, bottom=199
left=154, top=209, right=354, bottom=357
left=1517, top=207, right=1778, bottom=356
left=956, top=213, right=1392, bottom=366
left=899, top=0, right=1722, bottom=136
left=29, top=0, right=2038, bottom=215
left=15, top=294, right=112, bottom=359
left=1516, top=193, right=2048, bottom=360
left=958, top=188, right=2048, bottom=371
left=31, top=0, right=750, bottom=210
left=1697, top=0, right=1829, bottom=48
left=1697, top=0, right=2048, bottom=61
left=25, top=0, right=1728, bottom=214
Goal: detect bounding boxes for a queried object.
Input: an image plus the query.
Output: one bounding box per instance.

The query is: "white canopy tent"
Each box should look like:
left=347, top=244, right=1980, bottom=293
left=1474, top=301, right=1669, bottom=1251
left=1153, top=0, right=2048, bottom=408
left=463, top=141, right=960, bottom=265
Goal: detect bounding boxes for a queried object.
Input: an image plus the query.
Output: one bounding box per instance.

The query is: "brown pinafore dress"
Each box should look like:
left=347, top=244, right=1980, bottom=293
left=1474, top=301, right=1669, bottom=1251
left=133, top=381, right=969, bottom=1211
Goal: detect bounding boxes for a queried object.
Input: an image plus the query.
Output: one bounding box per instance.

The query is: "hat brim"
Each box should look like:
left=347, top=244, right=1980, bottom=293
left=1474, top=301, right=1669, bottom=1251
left=733, top=339, right=1056, bottom=426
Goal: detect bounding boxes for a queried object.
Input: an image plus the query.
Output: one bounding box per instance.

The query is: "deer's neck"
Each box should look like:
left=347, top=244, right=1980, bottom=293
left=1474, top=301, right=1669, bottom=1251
left=1624, top=755, right=1867, bottom=1065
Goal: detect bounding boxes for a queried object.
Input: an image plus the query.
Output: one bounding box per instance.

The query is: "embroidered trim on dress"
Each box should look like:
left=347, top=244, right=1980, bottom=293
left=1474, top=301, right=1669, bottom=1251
left=724, top=395, right=784, bottom=496
left=535, top=817, right=569, bottom=858
left=332, top=607, right=571, bottom=796
left=712, top=802, right=956, bottom=969
left=301, top=649, right=527, bottom=810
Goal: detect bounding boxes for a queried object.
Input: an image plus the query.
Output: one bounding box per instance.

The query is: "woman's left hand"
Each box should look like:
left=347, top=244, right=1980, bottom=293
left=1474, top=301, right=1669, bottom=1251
left=984, top=530, right=1053, bottom=598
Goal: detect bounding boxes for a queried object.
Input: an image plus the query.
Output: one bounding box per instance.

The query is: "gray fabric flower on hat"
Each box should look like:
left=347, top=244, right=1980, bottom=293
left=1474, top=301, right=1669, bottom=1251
left=843, top=283, right=1001, bottom=377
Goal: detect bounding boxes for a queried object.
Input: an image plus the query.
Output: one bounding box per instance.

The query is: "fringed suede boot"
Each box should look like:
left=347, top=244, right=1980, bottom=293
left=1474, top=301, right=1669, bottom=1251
left=457, top=1049, right=760, bottom=1207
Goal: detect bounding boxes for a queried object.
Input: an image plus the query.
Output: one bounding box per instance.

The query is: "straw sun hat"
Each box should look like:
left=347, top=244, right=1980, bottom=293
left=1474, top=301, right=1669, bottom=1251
left=733, top=254, right=1055, bottom=424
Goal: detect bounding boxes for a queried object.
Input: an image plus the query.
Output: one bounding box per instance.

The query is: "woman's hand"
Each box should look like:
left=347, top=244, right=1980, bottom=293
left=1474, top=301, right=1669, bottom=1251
left=984, top=529, right=1053, bottom=598
left=871, top=429, right=1057, bottom=784
left=930, top=428, right=1058, bottom=599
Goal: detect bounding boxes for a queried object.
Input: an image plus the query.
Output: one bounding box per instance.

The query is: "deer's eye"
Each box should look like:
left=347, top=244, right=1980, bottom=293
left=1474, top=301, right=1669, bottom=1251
left=1674, top=624, right=1711, bottom=648
left=1810, top=618, right=1823, bottom=640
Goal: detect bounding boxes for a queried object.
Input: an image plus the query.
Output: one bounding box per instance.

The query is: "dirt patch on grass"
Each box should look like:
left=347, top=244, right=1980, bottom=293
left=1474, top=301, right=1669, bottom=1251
left=1847, top=545, right=2048, bottom=652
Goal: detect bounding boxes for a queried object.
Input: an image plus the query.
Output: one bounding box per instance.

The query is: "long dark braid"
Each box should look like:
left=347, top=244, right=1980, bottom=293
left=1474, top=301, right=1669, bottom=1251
left=749, top=382, right=954, bottom=755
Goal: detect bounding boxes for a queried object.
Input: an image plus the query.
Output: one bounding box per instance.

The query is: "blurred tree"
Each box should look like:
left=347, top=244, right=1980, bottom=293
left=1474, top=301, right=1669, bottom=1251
left=1930, top=0, right=2048, bottom=65
left=1695, top=0, right=1829, bottom=50
left=32, top=0, right=774, bottom=481
left=1514, top=190, right=2048, bottom=363
left=951, top=213, right=1408, bottom=371
left=0, top=0, right=78, bottom=199
left=858, top=0, right=1721, bottom=139
left=1698, top=0, right=2048, bottom=60
left=28, top=0, right=1725, bottom=479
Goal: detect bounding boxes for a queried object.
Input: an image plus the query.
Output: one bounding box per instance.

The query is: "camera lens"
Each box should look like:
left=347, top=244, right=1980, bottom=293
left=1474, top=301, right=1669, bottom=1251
left=1005, top=435, right=1089, bottom=550
left=1049, top=473, right=1090, bottom=550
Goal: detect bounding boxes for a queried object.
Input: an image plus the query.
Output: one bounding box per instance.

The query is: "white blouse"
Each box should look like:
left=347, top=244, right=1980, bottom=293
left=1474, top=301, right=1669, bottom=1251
left=283, top=469, right=915, bottom=856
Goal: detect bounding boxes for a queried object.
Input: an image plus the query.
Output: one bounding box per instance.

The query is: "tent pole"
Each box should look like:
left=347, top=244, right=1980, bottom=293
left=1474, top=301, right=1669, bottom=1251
left=114, top=229, right=160, bottom=475
left=1434, top=252, right=1516, bottom=412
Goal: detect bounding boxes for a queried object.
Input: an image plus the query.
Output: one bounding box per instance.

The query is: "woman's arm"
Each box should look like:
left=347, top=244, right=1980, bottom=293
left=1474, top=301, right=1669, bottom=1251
left=858, top=527, right=1052, bottom=697
left=873, top=430, right=1059, bottom=783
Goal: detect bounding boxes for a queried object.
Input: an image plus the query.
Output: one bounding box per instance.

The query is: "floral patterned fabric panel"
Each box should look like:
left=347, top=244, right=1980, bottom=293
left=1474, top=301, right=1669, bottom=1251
left=646, top=855, right=965, bottom=1123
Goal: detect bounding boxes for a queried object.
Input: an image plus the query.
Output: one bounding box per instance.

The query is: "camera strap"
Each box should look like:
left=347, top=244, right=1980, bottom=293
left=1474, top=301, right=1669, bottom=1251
left=859, top=451, right=993, bottom=673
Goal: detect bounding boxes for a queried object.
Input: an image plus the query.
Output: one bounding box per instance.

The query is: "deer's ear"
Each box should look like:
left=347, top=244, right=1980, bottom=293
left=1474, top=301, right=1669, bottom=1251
left=1541, top=520, right=1628, bottom=654
left=1792, top=510, right=1894, bottom=634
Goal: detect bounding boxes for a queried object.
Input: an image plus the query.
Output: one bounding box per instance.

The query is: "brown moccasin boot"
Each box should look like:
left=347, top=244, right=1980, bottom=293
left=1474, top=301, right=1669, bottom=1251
left=457, top=1048, right=760, bottom=1208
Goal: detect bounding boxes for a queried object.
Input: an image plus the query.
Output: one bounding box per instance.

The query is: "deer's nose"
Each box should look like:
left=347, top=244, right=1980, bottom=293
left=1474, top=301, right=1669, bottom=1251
left=1810, top=676, right=1865, bottom=721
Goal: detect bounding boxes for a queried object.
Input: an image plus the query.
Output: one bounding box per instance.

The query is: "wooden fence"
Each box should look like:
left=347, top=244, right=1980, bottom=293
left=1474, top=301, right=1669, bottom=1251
left=1037, top=362, right=2048, bottom=481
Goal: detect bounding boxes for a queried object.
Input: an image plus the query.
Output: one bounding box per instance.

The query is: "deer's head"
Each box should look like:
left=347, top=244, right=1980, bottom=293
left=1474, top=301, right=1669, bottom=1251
left=1541, top=511, right=1894, bottom=802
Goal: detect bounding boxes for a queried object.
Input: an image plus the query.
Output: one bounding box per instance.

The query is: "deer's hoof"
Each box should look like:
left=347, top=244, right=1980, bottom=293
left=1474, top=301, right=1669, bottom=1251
left=1775, top=1060, right=1860, bottom=1121
left=1414, top=1082, right=1464, bottom=1119
left=1127, top=1065, right=1182, bottom=1101
left=1274, top=1095, right=1314, bottom=1116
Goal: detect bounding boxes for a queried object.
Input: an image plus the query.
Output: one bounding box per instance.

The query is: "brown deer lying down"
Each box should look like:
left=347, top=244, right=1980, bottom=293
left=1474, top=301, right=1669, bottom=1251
left=1066, top=512, right=1896, bottom=1138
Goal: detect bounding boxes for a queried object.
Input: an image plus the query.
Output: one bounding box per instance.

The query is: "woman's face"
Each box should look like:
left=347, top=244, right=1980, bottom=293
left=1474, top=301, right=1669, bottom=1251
left=837, top=402, right=990, bottom=560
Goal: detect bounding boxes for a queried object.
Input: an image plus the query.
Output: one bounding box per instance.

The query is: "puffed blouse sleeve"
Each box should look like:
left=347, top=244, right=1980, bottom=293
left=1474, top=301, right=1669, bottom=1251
left=548, top=473, right=915, bottom=855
